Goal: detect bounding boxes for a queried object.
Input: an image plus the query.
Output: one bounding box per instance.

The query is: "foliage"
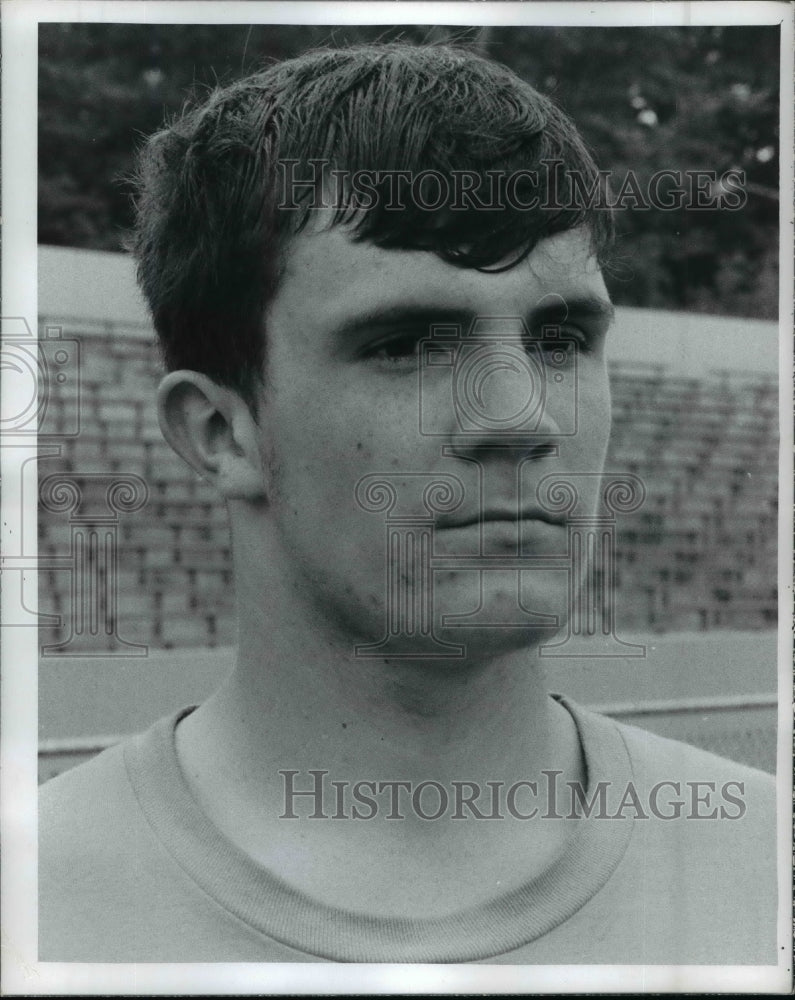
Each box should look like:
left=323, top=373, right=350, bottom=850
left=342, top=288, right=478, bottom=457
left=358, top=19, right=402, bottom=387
left=38, top=23, right=780, bottom=317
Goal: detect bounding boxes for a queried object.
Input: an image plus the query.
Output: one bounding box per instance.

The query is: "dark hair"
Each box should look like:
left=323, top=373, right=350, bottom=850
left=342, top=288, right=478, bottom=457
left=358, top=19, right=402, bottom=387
left=132, top=42, right=613, bottom=403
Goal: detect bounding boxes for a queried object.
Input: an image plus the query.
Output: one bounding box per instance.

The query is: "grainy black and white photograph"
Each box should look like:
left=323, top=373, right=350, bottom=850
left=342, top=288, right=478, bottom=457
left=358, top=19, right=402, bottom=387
left=1, top=0, right=792, bottom=993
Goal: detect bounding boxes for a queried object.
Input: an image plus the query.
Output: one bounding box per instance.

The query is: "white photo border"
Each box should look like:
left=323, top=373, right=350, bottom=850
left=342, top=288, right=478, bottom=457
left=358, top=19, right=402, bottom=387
left=2, top=1, right=792, bottom=994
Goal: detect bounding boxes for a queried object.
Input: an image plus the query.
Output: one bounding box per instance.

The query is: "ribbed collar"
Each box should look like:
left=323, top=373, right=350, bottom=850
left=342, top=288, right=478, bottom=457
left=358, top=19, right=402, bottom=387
left=124, top=697, right=634, bottom=963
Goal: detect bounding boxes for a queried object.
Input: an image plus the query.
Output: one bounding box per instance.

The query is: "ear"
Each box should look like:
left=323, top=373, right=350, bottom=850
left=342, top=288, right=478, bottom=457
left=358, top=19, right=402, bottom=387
left=157, top=370, right=268, bottom=502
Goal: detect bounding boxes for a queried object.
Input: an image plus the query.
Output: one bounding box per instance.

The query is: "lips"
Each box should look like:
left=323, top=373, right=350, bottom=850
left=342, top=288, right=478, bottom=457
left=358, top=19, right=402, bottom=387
left=436, top=507, right=566, bottom=530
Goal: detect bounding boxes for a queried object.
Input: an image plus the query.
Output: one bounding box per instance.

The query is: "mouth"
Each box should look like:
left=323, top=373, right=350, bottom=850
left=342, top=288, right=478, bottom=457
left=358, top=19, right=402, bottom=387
left=437, top=508, right=566, bottom=531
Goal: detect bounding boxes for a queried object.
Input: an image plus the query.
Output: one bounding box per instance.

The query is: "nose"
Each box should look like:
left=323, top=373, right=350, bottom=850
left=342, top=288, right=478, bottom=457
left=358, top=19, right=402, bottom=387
left=445, top=338, right=564, bottom=453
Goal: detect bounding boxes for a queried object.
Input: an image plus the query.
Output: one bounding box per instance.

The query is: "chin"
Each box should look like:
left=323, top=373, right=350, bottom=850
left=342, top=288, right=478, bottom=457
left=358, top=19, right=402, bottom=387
left=422, top=573, right=567, bottom=662
left=436, top=571, right=565, bottom=620
left=348, top=571, right=569, bottom=665
left=436, top=622, right=559, bottom=663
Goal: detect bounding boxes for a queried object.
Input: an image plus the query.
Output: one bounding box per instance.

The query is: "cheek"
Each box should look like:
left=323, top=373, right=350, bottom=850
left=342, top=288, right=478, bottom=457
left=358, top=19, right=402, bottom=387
left=268, top=402, right=391, bottom=520
left=345, top=395, right=425, bottom=468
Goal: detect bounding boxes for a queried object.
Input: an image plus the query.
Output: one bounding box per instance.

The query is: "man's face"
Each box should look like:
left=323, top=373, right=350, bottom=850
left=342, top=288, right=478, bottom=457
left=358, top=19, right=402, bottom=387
left=255, top=225, right=613, bottom=660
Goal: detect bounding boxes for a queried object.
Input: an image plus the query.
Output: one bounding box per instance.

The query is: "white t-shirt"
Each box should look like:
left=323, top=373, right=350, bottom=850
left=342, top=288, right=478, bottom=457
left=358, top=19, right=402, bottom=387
left=39, top=698, right=777, bottom=963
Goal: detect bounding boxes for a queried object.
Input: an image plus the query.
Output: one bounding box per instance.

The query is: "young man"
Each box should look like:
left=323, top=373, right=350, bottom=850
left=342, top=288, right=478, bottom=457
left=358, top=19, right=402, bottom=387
left=40, top=43, right=776, bottom=964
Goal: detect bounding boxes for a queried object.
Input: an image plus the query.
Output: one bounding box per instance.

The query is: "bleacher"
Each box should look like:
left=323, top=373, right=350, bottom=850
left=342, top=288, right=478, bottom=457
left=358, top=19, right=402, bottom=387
left=607, top=361, right=778, bottom=633
left=36, top=316, right=232, bottom=650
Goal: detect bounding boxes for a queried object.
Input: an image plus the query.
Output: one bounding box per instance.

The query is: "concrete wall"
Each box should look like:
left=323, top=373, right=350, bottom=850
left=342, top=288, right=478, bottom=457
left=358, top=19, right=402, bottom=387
left=39, top=244, right=780, bottom=376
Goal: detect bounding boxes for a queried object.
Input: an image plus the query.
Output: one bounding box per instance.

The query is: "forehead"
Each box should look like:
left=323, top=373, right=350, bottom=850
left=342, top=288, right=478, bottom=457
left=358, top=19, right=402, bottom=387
left=267, top=225, right=608, bottom=343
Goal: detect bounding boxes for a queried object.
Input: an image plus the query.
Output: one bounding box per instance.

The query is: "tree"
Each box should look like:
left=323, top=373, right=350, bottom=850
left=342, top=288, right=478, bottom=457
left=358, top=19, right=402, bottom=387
left=38, top=23, right=780, bottom=317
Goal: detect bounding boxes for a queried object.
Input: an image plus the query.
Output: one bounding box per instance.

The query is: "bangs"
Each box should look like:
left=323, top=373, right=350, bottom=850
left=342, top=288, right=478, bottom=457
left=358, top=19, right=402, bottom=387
left=270, top=44, right=614, bottom=267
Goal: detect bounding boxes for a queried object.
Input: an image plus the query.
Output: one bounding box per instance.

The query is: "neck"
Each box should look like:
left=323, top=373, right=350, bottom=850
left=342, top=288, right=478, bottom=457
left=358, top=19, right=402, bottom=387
left=188, top=550, right=582, bottom=793
left=174, top=547, right=586, bottom=919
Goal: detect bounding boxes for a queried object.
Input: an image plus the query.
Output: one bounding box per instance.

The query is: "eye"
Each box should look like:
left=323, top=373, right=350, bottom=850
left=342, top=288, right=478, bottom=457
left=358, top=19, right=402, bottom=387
left=526, top=324, right=592, bottom=363
left=362, top=332, right=422, bottom=367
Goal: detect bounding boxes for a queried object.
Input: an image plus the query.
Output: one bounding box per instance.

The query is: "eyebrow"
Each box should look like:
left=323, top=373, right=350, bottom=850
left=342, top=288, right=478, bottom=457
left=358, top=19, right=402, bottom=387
left=529, top=294, right=616, bottom=328
left=332, top=306, right=474, bottom=341
left=332, top=295, right=615, bottom=341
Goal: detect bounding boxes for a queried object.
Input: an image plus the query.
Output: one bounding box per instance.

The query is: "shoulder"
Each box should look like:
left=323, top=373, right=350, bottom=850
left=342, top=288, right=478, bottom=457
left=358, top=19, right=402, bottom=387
left=40, top=740, right=135, bottom=863
left=613, top=714, right=776, bottom=821
left=39, top=714, right=190, bottom=961
left=564, top=697, right=775, bottom=812
left=39, top=709, right=310, bottom=962
left=40, top=706, right=196, bottom=859
left=40, top=741, right=137, bottom=958
left=577, top=709, right=778, bottom=963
